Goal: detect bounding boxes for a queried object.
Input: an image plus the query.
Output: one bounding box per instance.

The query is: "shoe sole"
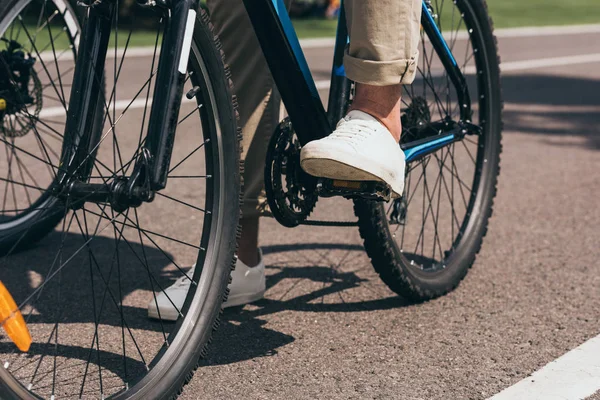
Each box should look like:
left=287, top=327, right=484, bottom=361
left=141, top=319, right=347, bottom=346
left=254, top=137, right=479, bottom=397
left=148, top=306, right=179, bottom=322
left=147, top=290, right=266, bottom=320
left=301, top=156, right=403, bottom=198
left=147, top=287, right=265, bottom=321
left=223, top=289, right=266, bottom=308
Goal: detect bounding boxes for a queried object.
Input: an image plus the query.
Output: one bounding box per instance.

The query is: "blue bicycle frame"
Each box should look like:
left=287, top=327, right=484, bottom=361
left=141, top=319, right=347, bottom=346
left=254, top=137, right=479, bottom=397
left=242, top=0, right=476, bottom=163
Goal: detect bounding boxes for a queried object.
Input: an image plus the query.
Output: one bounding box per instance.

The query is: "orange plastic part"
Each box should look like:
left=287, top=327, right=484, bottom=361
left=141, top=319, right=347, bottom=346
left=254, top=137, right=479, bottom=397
left=0, top=281, right=31, bottom=352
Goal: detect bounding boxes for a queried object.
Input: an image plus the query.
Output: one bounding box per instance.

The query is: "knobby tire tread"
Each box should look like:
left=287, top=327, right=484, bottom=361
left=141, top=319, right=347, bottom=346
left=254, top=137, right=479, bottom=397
left=0, top=3, right=242, bottom=399
left=166, top=9, right=243, bottom=400
left=354, top=0, right=503, bottom=302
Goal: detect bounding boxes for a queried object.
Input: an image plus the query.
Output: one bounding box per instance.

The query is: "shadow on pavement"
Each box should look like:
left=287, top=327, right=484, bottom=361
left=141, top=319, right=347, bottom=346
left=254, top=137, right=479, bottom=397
left=2, top=231, right=177, bottom=331
left=201, top=242, right=412, bottom=367
left=0, top=231, right=183, bottom=383
left=260, top=242, right=410, bottom=314
left=501, top=73, right=600, bottom=150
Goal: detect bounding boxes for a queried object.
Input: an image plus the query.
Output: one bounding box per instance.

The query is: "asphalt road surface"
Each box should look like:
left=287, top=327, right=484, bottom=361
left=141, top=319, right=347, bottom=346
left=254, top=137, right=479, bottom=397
left=3, top=24, right=600, bottom=400
left=182, top=28, right=600, bottom=400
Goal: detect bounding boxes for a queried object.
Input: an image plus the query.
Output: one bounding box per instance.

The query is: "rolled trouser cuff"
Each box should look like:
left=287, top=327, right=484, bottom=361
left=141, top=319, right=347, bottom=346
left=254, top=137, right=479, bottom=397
left=344, top=49, right=419, bottom=86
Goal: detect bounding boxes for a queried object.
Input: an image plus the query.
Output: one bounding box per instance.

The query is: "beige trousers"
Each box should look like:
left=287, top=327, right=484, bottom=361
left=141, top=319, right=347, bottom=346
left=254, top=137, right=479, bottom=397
left=206, top=0, right=422, bottom=218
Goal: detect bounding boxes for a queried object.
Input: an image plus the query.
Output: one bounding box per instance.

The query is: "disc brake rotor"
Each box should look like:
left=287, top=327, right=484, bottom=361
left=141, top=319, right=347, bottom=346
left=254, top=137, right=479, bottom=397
left=0, top=39, right=42, bottom=138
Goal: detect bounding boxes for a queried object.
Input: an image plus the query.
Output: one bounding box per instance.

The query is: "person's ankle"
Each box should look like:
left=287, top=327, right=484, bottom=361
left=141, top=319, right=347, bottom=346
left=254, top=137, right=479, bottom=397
left=238, top=250, right=260, bottom=268
left=350, top=83, right=402, bottom=142
left=238, top=217, right=260, bottom=267
left=349, top=106, right=402, bottom=142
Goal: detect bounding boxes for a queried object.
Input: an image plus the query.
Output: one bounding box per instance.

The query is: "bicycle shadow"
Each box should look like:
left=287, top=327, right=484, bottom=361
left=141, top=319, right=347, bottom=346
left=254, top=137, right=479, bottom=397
left=482, top=73, right=600, bottom=150
left=397, top=73, right=600, bottom=150
left=0, top=230, right=184, bottom=384
left=200, top=242, right=416, bottom=367
left=1, top=231, right=178, bottom=330
left=2, top=232, right=421, bottom=371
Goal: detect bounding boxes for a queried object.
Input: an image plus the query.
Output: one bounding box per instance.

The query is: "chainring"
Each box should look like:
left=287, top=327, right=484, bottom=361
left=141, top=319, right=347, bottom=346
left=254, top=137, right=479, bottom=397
left=264, top=118, right=318, bottom=227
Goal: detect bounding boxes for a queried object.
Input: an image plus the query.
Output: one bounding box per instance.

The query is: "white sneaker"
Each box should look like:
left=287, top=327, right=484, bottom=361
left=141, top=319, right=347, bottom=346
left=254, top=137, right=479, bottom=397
left=223, top=249, right=266, bottom=308
left=147, top=251, right=266, bottom=321
left=300, top=110, right=405, bottom=197
left=147, top=267, right=194, bottom=321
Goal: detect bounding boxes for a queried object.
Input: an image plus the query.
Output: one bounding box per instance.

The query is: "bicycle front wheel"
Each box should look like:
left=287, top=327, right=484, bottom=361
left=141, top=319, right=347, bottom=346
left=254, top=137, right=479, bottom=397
left=355, top=0, right=502, bottom=301
left=0, top=3, right=240, bottom=399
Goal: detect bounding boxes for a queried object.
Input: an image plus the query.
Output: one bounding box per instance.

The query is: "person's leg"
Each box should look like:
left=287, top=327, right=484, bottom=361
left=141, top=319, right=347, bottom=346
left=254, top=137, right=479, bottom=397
left=148, top=1, right=289, bottom=319
left=207, top=0, right=291, bottom=268
left=345, top=0, right=420, bottom=128
left=345, top=0, right=421, bottom=140
left=349, top=83, right=403, bottom=142
left=300, top=0, right=421, bottom=197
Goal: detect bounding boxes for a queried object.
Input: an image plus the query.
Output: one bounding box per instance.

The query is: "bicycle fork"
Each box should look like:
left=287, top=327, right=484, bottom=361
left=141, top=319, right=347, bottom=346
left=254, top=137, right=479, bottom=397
left=57, top=0, right=198, bottom=212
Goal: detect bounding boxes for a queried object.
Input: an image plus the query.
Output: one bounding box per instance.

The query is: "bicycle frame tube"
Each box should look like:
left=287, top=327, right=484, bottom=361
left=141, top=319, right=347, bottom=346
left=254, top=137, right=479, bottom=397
left=326, top=0, right=351, bottom=127
left=144, top=0, right=199, bottom=191
left=244, top=0, right=474, bottom=149
left=420, top=0, right=473, bottom=121
left=59, top=1, right=114, bottom=185
left=61, top=0, right=197, bottom=198
left=242, top=0, right=332, bottom=145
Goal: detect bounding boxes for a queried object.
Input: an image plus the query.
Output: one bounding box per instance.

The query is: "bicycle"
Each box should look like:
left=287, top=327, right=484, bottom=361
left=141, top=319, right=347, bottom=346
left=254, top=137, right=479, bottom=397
left=0, top=0, right=502, bottom=397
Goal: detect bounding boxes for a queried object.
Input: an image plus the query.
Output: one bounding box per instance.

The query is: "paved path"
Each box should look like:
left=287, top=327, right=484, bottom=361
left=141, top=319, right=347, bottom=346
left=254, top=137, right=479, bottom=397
left=178, top=28, right=600, bottom=399
left=5, top=23, right=600, bottom=399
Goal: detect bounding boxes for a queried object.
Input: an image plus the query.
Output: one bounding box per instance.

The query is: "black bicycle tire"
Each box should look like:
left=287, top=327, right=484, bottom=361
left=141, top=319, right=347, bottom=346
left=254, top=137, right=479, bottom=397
left=0, top=9, right=242, bottom=400
left=354, top=0, right=503, bottom=301
left=0, top=0, right=93, bottom=256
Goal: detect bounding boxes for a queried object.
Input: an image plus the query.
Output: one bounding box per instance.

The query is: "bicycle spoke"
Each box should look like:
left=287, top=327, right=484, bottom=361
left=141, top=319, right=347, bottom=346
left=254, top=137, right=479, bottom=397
left=0, top=176, right=46, bottom=193
left=135, top=21, right=162, bottom=151
left=155, top=192, right=206, bottom=214
left=0, top=3, right=225, bottom=396
left=168, top=139, right=209, bottom=174
left=16, top=16, right=68, bottom=110
left=133, top=209, right=169, bottom=342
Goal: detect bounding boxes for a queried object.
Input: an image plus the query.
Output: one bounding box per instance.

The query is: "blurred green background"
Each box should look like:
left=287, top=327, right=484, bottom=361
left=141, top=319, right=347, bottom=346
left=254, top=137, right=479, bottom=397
left=141, top=0, right=600, bottom=42
left=14, top=0, right=600, bottom=49
left=293, top=0, right=600, bottom=38
left=125, top=0, right=600, bottom=44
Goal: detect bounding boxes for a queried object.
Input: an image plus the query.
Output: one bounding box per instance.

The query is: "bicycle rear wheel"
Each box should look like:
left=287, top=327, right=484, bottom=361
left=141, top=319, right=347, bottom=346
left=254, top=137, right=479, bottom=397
left=355, top=0, right=502, bottom=300
left=0, top=0, right=86, bottom=255
left=0, top=3, right=240, bottom=399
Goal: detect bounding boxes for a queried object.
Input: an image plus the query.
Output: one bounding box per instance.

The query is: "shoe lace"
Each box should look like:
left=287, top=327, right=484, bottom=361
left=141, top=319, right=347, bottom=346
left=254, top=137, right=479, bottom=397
left=331, top=118, right=376, bottom=145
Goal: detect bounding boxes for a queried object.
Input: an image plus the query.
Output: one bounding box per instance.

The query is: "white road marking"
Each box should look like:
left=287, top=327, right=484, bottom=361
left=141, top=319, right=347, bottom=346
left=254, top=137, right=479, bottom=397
left=37, top=49, right=600, bottom=120
left=493, top=23, right=600, bottom=38
left=315, top=80, right=331, bottom=90
left=501, top=53, right=600, bottom=72
left=299, top=24, right=600, bottom=48
left=488, top=335, right=600, bottom=400
left=38, top=96, right=196, bottom=119
left=41, top=23, right=600, bottom=62
left=300, top=37, right=336, bottom=49
left=502, top=103, right=600, bottom=113
left=39, top=46, right=161, bottom=63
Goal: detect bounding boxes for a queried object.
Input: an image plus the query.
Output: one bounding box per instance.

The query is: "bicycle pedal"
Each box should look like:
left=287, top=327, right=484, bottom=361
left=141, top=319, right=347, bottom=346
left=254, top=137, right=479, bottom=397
left=316, top=179, right=391, bottom=202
